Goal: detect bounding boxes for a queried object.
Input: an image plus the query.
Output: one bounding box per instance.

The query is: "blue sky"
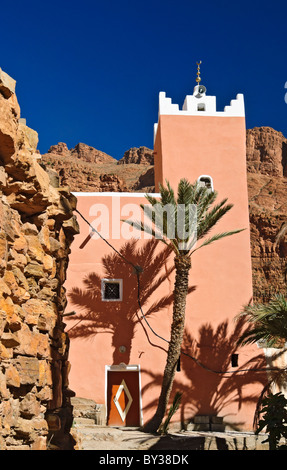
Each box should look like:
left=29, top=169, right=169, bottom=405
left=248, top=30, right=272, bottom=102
left=1, top=0, right=287, bottom=159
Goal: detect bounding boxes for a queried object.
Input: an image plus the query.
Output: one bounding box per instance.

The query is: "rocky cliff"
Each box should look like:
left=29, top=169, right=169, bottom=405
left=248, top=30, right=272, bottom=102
left=117, top=146, right=154, bottom=165
left=246, top=127, right=287, bottom=302
left=41, top=143, right=154, bottom=193
left=0, top=69, right=79, bottom=450
left=246, top=126, right=287, bottom=177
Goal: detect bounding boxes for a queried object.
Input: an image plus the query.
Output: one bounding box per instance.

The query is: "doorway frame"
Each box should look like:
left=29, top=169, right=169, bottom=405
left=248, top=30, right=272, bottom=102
left=105, top=364, right=143, bottom=426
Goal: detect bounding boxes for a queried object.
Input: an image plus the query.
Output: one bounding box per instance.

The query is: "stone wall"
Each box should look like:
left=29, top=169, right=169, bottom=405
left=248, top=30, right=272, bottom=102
left=0, top=69, right=79, bottom=450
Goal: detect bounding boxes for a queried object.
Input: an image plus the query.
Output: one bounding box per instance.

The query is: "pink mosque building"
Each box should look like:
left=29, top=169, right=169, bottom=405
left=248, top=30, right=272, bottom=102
left=64, top=71, right=268, bottom=430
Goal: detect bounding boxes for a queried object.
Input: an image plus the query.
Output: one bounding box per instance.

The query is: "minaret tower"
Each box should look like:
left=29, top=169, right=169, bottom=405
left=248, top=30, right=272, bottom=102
left=153, top=64, right=254, bottom=395
left=154, top=61, right=246, bottom=194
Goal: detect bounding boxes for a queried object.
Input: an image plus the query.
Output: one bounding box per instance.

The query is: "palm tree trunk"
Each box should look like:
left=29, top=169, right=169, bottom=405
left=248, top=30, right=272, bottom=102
left=144, top=254, right=191, bottom=433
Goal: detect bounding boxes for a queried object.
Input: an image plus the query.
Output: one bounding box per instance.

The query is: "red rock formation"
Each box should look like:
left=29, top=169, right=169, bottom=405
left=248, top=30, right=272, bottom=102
left=48, top=142, right=70, bottom=157
left=246, top=127, right=287, bottom=302
left=41, top=145, right=154, bottom=192
left=70, top=143, right=116, bottom=164
left=47, top=142, right=116, bottom=164
left=132, top=166, right=155, bottom=192
left=117, top=146, right=154, bottom=165
left=246, top=127, right=287, bottom=177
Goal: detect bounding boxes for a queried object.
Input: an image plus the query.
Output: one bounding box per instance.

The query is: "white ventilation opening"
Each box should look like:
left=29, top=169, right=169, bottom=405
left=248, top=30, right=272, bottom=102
left=198, top=175, right=214, bottom=191
left=197, top=103, right=205, bottom=111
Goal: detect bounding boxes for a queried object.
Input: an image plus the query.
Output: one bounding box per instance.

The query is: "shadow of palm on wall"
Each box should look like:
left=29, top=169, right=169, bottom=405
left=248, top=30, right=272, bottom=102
left=141, top=317, right=267, bottom=429
left=67, top=238, right=186, bottom=364
left=67, top=236, right=266, bottom=427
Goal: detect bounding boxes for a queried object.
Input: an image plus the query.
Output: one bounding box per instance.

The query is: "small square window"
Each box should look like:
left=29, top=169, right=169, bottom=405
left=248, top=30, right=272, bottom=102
left=101, top=279, right=123, bottom=301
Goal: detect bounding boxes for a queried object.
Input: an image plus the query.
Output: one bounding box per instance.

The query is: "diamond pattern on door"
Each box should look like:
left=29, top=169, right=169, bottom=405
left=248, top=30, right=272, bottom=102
left=113, top=379, right=133, bottom=422
left=107, top=369, right=141, bottom=426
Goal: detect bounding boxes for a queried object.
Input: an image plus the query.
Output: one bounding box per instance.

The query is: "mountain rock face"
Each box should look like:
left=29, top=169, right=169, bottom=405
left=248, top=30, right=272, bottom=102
left=246, top=127, right=287, bottom=302
left=117, top=146, right=154, bottom=165
left=47, top=142, right=70, bottom=157
left=70, top=143, right=116, bottom=164
left=0, top=70, right=78, bottom=450
left=48, top=142, right=116, bottom=164
left=42, top=144, right=154, bottom=193
left=246, top=127, right=287, bottom=177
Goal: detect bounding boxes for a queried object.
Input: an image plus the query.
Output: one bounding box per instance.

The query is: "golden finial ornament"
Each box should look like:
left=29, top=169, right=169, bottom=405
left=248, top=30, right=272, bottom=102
left=196, top=61, right=202, bottom=85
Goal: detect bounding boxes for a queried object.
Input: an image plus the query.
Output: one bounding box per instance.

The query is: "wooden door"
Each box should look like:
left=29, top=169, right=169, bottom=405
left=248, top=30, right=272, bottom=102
left=107, top=370, right=141, bottom=426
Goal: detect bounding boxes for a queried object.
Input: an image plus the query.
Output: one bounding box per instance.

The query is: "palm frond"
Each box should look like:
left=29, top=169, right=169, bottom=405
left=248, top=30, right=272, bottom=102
left=123, top=218, right=180, bottom=253
left=177, top=178, right=195, bottom=205
left=159, top=180, right=176, bottom=206
left=123, top=218, right=163, bottom=241
left=190, top=229, right=245, bottom=255
left=141, top=203, right=177, bottom=237
left=123, top=178, right=243, bottom=257
left=144, top=194, right=161, bottom=207
left=237, top=294, right=287, bottom=347
left=197, top=202, right=234, bottom=240
left=194, top=186, right=218, bottom=215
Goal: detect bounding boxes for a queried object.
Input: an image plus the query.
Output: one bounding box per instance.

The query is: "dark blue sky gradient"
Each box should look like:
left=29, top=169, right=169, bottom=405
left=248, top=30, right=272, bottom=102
left=1, top=0, right=287, bottom=159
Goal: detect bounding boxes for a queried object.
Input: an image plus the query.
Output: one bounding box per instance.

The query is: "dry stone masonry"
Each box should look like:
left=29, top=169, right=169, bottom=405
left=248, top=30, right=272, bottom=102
left=0, top=68, right=79, bottom=450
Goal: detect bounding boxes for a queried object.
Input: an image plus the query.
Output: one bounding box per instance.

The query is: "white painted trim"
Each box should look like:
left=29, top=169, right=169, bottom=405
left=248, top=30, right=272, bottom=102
left=108, top=364, right=141, bottom=371
left=157, top=91, right=245, bottom=117
left=72, top=192, right=161, bottom=198
left=138, top=365, right=144, bottom=426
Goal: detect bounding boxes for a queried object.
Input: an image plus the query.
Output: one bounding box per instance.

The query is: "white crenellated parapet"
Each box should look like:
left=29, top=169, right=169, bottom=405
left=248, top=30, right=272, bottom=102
left=223, top=93, right=245, bottom=116
left=157, top=89, right=245, bottom=117
left=158, top=92, right=180, bottom=115
left=154, top=88, right=245, bottom=142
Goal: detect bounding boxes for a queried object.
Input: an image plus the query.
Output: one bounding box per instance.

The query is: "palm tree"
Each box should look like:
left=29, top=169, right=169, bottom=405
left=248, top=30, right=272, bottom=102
left=236, top=294, right=287, bottom=429
left=125, top=178, right=244, bottom=433
left=237, top=294, right=287, bottom=348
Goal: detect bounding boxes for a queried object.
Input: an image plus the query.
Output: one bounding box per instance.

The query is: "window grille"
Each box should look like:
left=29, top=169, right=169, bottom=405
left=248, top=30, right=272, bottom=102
left=101, top=279, right=122, bottom=301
